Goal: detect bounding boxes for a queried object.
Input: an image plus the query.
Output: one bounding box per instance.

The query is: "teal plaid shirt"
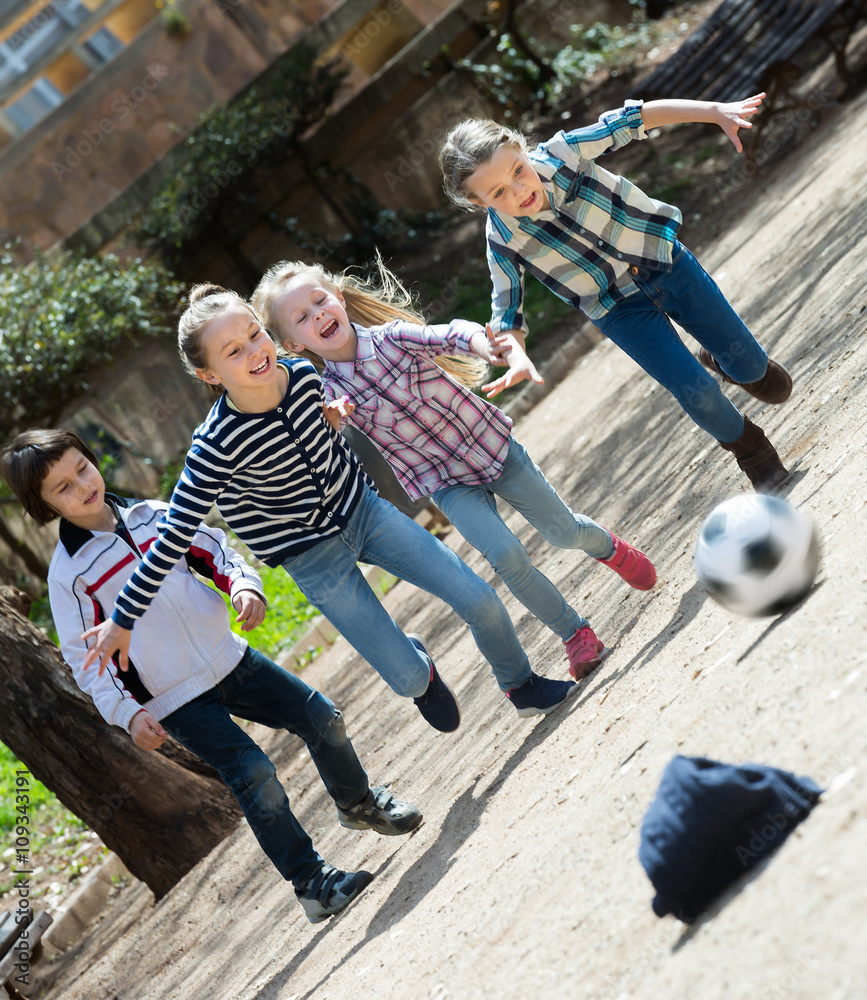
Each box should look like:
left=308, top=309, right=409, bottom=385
left=486, top=100, right=683, bottom=332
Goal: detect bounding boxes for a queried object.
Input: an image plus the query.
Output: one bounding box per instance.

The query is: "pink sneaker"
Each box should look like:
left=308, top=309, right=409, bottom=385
left=597, top=533, right=656, bottom=590
left=564, top=625, right=610, bottom=680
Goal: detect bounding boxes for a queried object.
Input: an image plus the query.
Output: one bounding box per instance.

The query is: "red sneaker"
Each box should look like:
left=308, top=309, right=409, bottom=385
left=564, top=625, right=610, bottom=680
left=597, top=533, right=656, bottom=590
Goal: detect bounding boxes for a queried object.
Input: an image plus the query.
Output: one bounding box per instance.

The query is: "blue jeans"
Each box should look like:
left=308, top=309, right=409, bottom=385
left=282, top=484, right=532, bottom=694
left=432, top=437, right=613, bottom=641
left=593, top=241, right=768, bottom=443
left=161, top=646, right=369, bottom=886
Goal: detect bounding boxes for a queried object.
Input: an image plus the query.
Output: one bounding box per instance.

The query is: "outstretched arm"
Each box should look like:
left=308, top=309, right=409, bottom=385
left=640, top=93, right=764, bottom=153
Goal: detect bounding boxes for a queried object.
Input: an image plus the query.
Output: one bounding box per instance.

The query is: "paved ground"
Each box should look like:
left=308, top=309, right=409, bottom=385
left=33, top=83, right=867, bottom=1000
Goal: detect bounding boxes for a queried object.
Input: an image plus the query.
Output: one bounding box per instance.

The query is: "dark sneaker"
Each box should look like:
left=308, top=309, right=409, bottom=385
left=408, top=633, right=461, bottom=733
left=294, top=864, right=374, bottom=923
left=337, top=785, right=423, bottom=836
left=506, top=672, right=578, bottom=718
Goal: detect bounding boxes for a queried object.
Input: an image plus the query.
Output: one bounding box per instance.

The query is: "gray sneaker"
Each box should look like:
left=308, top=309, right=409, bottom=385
left=337, top=785, right=423, bottom=836
left=294, top=864, right=374, bottom=923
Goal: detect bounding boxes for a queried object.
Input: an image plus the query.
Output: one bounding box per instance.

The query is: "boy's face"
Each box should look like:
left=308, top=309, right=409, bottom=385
left=466, top=145, right=547, bottom=217
left=277, top=275, right=358, bottom=364
left=40, top=448, right=106, bottom=526
left=197, top=305, right=279, bottom=396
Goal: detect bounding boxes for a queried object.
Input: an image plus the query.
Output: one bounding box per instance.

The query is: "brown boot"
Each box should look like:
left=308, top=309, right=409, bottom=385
left=699, top=348, right=793, bottom=404
left=719, top=415, right=789, bottom=493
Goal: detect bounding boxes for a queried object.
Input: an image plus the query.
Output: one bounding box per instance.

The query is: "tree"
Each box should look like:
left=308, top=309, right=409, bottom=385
left=0, top=245, right=183, bottom=586
left=0, top=244, right=184, bottom=443
left=0, top=587, right=242, bottom=899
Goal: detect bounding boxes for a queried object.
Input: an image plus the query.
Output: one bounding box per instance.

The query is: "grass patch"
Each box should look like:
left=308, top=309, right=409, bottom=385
left=0, top=741, right=56, bottom=829
left=0, top=741, right=94, bottom=901
left=204, top=533, right=320, bottom=662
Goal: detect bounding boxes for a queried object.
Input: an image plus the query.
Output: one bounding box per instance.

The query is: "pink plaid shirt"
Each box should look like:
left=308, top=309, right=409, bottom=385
left=321, top=320, right=513, bottom=499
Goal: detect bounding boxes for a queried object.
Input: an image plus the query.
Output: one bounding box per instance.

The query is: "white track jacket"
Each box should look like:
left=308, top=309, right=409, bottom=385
left=47, top=495, right=265, bottom=733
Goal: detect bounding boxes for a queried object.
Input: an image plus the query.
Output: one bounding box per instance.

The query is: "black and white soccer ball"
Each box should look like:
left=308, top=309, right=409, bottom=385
left=694, top=495, right=820, bottom=617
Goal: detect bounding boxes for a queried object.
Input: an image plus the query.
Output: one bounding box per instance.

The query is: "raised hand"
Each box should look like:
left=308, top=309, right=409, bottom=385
left=716, top=93, right=765, bottom=153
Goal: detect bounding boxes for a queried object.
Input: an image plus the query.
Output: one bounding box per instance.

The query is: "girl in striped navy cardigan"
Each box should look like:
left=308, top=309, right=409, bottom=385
left=82, top=284, right=580, bottom=724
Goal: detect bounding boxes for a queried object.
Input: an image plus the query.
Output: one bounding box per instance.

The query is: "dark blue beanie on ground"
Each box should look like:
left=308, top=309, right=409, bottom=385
left=638, top=755, right=823, bottom=923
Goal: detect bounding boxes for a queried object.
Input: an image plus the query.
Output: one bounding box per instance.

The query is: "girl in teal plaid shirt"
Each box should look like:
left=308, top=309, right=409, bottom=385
left=440, top=94, right=793, bottom=493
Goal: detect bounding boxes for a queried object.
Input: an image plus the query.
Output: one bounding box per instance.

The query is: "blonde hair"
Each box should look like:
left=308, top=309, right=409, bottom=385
left=439, top=119, right=530, bottom=211
left=178, top=283, right=259, bottom=394
left=252, top=255, right=487, bottom=388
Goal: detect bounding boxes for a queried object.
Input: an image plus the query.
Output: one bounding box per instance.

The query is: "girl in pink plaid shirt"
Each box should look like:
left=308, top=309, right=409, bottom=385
left=253, top=258, right=656, bottom=681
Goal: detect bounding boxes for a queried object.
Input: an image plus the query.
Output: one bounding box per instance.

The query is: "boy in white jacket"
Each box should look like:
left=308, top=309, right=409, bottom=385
left=1, top=428, right=422, bottom=923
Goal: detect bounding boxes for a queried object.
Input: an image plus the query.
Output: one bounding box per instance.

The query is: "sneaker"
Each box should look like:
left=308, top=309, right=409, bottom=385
left=506, top=671, right=579, bottom=717
left=597, top=532, right=656, bottom=590
left=337, top=785, right=423, bottom=836
left=408, top=634, right=461, bottom=733
left=564, top=625, right=611, bottom=680
left=294, top=864, right=374, bottom=923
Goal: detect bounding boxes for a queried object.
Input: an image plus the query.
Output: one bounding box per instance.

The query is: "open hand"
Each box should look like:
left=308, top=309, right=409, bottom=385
left=481, top=356, right=544, bottom=398
left=716, top=93, right=764, bottom=153
left=81, top=619, right=132, bottom=676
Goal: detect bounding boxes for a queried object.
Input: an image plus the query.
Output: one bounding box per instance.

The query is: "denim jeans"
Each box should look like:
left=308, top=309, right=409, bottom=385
left=432, top=437, right=613, bottom=641
left=593, top=241, right=768, bottom=443
left=282, top=484, right=532, bottom=695
left=161, top=646, right=369, bottom=885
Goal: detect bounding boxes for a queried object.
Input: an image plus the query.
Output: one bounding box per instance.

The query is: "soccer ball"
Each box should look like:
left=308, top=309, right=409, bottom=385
left=694, top=495, right=820, bottom=617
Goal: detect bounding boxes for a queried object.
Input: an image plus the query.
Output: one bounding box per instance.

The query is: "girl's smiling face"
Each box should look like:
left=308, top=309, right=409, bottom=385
left=196, top=305, right=281, bottom=403
left=276, top=275, right=358, bottom=364
left=465, top=144, right=547, bottom=217
left=40, top=447, right=106, bottom=526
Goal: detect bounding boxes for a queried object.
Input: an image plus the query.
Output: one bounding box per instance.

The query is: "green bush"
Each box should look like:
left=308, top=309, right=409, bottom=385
left=0, top=246, right=184, bottom=440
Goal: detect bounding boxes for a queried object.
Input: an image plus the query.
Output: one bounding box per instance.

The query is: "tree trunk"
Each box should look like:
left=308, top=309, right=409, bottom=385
left=0, top=589, right=242, bottom=900
left=0, top=511, right=49, bottom=582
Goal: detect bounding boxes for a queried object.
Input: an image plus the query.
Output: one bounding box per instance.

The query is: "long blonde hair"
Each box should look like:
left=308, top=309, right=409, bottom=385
left=252, top=255, right=488, bottom=388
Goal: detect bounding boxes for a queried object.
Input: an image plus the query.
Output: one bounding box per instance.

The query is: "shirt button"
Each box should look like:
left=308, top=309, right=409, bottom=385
left=617, top=252, right=623, bottom=259
left=326, top=511, right=333, bottom=518
left=295, top=438, right=300, bottom=444
left=597, top=239, right=604, bottom=247
left=579, top=228, right=586, bottom=234
left=277, top=407, right=282, bottom=413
